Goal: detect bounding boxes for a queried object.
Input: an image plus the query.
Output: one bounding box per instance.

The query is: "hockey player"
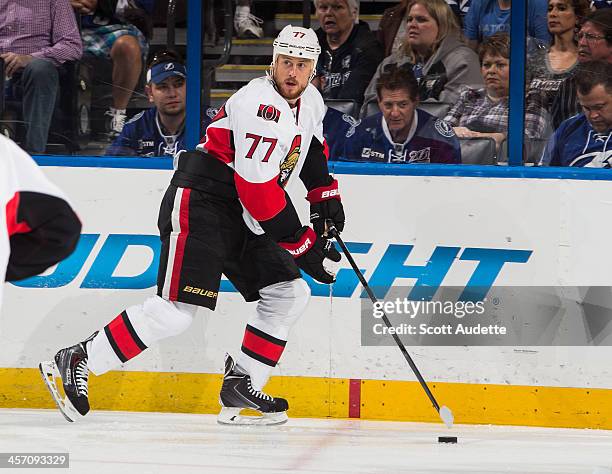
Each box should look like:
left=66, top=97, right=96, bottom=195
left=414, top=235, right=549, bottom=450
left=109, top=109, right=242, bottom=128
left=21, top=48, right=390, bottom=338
left=540, top=61, right=612, bottom=167
left=40, top=25, right=346, bottom=425
left=341, top=64, right=461, bottom=164
left=0, top=135, right=81, bottom=309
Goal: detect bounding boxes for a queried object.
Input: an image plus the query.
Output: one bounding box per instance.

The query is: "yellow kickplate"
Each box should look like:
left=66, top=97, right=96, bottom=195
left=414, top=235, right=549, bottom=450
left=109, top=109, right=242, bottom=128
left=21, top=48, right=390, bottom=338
left=1, top=368, right=611, bottom=429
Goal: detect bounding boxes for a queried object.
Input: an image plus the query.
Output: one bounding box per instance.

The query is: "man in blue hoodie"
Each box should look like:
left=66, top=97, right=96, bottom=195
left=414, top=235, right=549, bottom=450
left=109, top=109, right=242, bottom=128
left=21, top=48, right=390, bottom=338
left=540, top=61, right=612, bottom=167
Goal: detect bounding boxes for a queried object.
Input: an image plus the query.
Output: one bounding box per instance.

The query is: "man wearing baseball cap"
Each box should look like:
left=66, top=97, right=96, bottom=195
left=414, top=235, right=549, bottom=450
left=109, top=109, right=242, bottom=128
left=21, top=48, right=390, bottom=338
left=106, top=50, right=188, bottom=157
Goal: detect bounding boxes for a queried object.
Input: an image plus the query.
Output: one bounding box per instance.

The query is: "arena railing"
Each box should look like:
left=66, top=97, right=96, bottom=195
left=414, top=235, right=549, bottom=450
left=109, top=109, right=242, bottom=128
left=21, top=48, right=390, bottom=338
left=29, top=0, right=606, bottom=180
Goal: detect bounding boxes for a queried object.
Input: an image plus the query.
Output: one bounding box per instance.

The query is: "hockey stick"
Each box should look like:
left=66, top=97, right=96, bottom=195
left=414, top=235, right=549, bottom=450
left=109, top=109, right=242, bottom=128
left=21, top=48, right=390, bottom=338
left=327, top=223, right=454, bottom=428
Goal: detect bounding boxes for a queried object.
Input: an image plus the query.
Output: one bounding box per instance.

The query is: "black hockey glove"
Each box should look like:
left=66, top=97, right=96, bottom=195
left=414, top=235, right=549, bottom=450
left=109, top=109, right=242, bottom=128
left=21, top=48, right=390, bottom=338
left=306, top=178, right=345, bottom=237
left=279, top=226, right=341, bottom=284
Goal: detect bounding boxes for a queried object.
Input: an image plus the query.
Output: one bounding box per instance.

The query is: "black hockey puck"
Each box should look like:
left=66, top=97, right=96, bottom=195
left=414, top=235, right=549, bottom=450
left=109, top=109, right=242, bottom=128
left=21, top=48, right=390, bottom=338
left=438, top=436, right=457, bottom=444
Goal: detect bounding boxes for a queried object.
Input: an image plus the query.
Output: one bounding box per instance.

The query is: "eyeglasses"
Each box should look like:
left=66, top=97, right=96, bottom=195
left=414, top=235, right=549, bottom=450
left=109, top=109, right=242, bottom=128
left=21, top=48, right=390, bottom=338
left=149, top=50, right=183, bottom=67
left=576, top=32, right=606, bottom=42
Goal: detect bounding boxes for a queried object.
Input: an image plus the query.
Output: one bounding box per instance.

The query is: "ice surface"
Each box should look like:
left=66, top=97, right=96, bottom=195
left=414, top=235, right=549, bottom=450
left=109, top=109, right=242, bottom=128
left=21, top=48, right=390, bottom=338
left=1, top=409, right=611, bottom=474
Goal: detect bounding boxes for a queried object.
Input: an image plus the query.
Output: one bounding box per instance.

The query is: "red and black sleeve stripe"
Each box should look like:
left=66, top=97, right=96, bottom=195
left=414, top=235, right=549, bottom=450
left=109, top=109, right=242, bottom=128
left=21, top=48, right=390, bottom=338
left=241, top=324, right=287, bottom=367
left=104, top=311, right=148, bottom=363
left=299, top=137, right=334, bottom=192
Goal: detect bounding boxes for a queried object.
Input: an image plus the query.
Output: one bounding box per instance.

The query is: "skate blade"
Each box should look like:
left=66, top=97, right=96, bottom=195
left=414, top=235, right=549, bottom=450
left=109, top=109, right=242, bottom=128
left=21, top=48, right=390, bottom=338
left=217, top=407, right=288, bottom=426
left=38, top=361, right=83, bottom=423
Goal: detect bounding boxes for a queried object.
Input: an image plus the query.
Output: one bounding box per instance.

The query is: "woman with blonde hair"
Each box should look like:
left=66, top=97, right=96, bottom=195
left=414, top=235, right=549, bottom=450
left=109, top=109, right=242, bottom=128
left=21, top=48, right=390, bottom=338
left=360, top=0, right=483, bottom=118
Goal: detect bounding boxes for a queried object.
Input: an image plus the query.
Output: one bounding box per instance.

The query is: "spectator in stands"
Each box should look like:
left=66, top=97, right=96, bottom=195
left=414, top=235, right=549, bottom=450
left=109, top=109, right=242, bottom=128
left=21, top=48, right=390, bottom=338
left=444, top=0, right=472, bottom=26
left=540, top=61, right=611, bottom=166
left=71, top=0, right=154, bottom=138
left=550, top=8, right=612, bottom=127
left=526, top=0, right=590, bottom=119
left=323, top=106, right=361, bottom=159
left=463, top=0, right=550, bottom=51
left=447, top=0, right=472, bottom=19
left=0, top=0, right=82, bottom=153
left=444, top=33, right=548, bottom=149
left=234, top=0, right=263, bottom=39
left=313, top=0, right=384, bottom=104
left=106, top=50, right=187, bottom=157
left=361, top=0, right=483, bottom=118
left=341, top=64, right=461, bottom=163
left=377, top=0, right=470, bottom=56
left=590, top=1, right=612, bottom=9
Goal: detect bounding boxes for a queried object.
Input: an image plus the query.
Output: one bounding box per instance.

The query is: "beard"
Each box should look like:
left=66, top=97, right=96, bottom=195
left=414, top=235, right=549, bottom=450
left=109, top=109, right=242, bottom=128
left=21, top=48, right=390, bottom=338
left=277, top=81, right=308, bottom=101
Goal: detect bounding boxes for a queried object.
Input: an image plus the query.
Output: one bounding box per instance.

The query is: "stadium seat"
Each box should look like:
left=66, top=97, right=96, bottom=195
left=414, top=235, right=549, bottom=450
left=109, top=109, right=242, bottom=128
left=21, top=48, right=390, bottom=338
left=458, top=137, right=497, bottom=165
left=363, top=101, right=380, bottom=117
left=525, top=138, right=548, bottom=164
left=417, top=101, right=452, bottom=119
left=324, top=99, right=359, bottom=118
left=498, top=138, right=548, bottom=165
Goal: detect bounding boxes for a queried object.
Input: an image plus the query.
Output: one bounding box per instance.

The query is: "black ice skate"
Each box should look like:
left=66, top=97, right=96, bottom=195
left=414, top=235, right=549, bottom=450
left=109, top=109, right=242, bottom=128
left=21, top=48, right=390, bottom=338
left=39, top=332, right=97, bottom=422
left=218, top=353, right=289, bottom=425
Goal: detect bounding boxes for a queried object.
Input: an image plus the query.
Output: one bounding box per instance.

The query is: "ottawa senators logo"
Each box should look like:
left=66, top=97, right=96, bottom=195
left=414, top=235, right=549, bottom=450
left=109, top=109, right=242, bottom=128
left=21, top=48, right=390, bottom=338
left=257, top=104, right=281, bottom=123
left=278, top=135, right=301, bottom=187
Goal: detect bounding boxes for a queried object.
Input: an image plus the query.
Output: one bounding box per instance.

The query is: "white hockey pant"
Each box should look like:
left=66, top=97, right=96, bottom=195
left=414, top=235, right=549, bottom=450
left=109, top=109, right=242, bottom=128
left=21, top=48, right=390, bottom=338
left=87, top=295, right=197, bottom=375
left=235, top=278, right=310, bottom=391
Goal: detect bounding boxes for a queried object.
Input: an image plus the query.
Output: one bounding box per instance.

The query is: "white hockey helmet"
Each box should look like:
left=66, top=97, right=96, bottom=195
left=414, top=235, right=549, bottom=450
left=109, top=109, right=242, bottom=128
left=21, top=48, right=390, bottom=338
left=272, top=25, right=321, bottom=65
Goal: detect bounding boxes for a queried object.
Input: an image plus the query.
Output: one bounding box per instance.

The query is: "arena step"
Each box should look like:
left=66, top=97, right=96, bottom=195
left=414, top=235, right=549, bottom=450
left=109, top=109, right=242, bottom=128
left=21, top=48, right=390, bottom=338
left=215, top=64, right=269, bottom=82
left=151, top=27, right=187, bottom=46
left=274, top=13, right=382, bottom=31
left=206, top=38, right=274, bottom=56
left=210, top=89, right=235, bottom=107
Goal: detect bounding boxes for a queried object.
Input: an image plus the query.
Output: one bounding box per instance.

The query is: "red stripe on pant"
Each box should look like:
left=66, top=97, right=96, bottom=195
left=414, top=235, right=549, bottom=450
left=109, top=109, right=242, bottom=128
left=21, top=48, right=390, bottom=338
left=169, top=188, right=191, bottom=300
left=241, top=325, right=286, bottom=367
left=105, top=311, right=147, bottom=363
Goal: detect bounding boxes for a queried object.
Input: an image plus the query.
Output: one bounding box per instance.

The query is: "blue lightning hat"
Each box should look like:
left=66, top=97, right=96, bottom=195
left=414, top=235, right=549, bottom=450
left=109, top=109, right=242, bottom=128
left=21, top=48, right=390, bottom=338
left=146, top=61, right=186, bottom=84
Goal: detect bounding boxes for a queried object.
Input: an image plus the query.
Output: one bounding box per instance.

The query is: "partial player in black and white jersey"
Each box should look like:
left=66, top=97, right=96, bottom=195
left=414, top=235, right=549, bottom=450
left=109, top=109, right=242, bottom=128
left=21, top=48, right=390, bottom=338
left=41, top=25, right=346, bottom=425
left=0, top=135, right=81, bottom=309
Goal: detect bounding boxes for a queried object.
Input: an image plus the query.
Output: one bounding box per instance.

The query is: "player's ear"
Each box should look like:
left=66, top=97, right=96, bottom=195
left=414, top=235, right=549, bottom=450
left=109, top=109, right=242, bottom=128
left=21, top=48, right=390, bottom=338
left=145, top=84, right=154, bottom=103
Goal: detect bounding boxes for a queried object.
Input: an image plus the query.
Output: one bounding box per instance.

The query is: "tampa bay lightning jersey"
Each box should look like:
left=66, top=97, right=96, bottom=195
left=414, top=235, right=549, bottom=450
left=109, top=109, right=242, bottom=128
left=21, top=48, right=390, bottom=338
left=540, top=113, right=612, bottom=167
left=106, top=108, right=186, bottom=157
left=323, top=107, right=361, bottom=160
left=340, top=109, right=461, bottom=164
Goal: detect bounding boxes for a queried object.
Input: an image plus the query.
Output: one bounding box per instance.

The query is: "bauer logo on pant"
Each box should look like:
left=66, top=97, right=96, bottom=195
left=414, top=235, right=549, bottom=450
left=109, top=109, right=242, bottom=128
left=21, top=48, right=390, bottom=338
left=182, top=286, right=218, bottom=298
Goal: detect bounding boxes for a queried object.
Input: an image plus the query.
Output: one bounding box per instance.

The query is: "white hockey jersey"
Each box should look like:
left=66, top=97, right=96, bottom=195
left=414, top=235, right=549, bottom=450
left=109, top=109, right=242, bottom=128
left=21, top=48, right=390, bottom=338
left=0, top=136, right=81, bottom=309
left=197, top=77, right=328, bottom=235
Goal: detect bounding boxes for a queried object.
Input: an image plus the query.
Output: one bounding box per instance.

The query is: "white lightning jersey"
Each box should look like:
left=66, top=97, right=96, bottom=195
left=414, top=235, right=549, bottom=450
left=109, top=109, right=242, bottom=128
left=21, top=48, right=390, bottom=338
left=197, top=77, right=327, bottom=234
